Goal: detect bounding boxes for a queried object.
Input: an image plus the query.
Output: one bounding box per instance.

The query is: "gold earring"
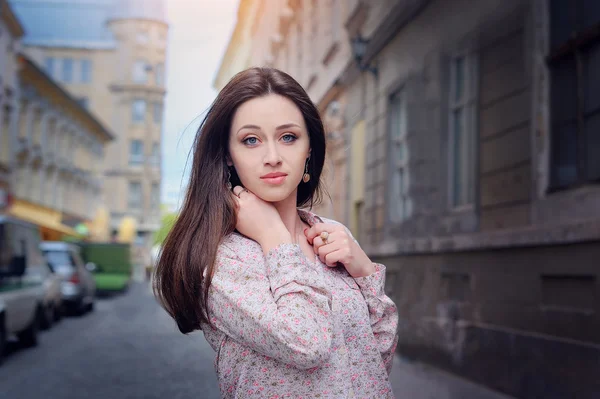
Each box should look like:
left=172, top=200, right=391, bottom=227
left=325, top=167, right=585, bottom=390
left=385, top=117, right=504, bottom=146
left=302, top=158, right=310, bottom=183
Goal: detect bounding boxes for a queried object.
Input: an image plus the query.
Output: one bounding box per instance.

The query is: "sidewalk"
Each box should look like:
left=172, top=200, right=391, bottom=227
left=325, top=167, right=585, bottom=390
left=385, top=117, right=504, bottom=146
left=389, top=355, right=515, bottom=399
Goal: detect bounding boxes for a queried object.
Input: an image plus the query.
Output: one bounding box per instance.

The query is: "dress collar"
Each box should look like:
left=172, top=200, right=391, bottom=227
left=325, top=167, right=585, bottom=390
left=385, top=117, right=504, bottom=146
left=297, top=208, right=323, bottom=227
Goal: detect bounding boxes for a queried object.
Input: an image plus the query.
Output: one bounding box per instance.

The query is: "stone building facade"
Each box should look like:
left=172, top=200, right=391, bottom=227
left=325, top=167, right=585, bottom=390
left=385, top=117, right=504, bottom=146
left=10, top=0, right=168, bottom=268
left=218, top=0, right=600, bottom=397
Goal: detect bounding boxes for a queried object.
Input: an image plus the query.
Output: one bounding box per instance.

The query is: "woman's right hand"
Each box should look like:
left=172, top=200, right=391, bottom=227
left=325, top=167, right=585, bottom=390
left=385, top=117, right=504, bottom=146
left=232, top=186, right=292, bottom=253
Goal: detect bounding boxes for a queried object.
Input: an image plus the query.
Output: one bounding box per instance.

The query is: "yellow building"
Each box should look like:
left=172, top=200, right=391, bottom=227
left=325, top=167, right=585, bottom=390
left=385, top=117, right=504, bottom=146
left=10, top=55, right=114, bottom=241
left=11, top=0, right=168, bottom=268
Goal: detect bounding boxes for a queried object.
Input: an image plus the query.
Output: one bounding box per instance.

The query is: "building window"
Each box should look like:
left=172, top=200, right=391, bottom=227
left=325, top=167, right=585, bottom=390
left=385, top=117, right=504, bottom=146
left=128, top=181, right=142, bottom=209
left=150, top=142, right=160, bottom=166
left=129, top=139, right=144, bottom=166
left=548, top=2, right=600, bottom=189
left=153, top=102, right=162, bottom=123
left=80, top=59, right=92, bottom=83
left=155, top=63, right=165, bottom=86
left=44, top=57, right=55, bottom=77
left=388, top=89, right=412, bottom=223
left=62, top=58, right=74, bottom=82
left=132, top=99, right=146, bottom=123
left=151, top=183, right=160, bottom=210
left=133, top=60, right=149, bottom=83
left=449, top=53, right=478, bottom=208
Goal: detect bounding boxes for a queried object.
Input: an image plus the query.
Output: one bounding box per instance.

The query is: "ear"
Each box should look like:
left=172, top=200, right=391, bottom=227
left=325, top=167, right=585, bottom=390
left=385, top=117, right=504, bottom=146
left=226, top=154, right=233, bottom=167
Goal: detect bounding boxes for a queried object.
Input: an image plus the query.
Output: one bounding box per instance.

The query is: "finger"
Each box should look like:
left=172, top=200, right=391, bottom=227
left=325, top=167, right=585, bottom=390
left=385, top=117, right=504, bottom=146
left=316, top=241, right=335, bottom=261
left=312, top=236, right=324, bottom=254
left=323, top=248, right=344, bottom=267
left=304, top=223, right=331, bottom=243
left=232, top=185, right=244, bottom=197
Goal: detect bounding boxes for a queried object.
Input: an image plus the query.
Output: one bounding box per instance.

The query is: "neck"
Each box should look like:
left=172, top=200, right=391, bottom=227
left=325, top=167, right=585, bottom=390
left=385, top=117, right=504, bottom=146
left=273, top=190, right=306, bottom=243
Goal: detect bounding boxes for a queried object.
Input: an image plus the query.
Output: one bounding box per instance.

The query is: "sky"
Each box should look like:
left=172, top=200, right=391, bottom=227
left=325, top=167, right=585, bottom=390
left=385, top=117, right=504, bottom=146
left=162, top=0, right=239, bottom=212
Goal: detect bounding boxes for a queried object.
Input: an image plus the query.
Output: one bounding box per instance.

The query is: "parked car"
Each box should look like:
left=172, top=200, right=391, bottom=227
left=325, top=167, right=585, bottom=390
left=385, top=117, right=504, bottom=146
left=0, top=216, right=46, bottom=364
left=34, top=256, right=63, bottom=329
left=40, top=242, right=96, bottom=316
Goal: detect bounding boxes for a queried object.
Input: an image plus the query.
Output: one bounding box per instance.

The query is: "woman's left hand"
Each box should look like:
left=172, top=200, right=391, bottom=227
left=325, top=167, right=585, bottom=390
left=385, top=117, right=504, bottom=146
left=304, top=223, right=375, bottom=278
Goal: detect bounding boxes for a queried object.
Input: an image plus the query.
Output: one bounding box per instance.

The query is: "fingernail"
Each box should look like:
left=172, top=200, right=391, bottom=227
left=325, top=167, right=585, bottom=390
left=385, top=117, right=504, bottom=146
left=303, top=228, right=308, bottom=234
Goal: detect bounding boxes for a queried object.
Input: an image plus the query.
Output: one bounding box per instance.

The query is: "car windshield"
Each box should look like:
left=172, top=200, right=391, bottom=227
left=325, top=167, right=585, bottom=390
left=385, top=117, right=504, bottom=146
left=43, top=250, right=74, bottom=272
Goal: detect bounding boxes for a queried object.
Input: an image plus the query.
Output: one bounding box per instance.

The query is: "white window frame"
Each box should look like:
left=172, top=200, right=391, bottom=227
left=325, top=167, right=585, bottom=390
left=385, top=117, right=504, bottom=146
left=448, top=52, right=478, bottom=210
left=387, top=88, right=412, bottom=224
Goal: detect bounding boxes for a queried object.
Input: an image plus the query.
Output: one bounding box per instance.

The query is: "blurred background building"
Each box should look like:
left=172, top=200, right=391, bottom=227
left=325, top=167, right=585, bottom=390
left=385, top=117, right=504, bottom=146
left=8, top=0, right=168, bottom=272
left=1, top=0, right=113, bottom=241
left=216, top=0, right=600, bottom=397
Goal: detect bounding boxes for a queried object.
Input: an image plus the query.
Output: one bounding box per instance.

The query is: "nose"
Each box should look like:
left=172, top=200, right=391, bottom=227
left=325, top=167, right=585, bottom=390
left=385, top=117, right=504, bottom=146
left=263, top=141, right=282, bottom=166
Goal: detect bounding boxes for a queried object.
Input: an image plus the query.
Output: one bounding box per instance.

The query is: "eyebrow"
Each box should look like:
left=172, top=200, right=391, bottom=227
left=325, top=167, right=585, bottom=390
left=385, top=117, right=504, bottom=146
left=236, top=123, right=301, bottom=135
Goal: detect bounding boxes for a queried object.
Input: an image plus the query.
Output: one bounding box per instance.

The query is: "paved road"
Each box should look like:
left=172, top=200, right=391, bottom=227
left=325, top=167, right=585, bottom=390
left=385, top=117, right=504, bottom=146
left=0, top=282, right=512, bottom=399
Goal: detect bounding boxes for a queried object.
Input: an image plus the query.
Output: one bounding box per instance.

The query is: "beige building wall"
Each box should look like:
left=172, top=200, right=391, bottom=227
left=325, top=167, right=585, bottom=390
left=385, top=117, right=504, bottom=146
left=104, top=18, right=167, bottom=239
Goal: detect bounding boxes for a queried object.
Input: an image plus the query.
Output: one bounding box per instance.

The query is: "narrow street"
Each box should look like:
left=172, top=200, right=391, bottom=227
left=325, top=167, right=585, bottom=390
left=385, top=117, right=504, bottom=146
left=0, top=283, right=512, bottom=399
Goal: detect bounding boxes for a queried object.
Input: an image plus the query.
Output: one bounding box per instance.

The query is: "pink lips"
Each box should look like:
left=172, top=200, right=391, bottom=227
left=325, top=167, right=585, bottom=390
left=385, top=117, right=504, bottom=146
left=260, top=172, right=287, bottom=185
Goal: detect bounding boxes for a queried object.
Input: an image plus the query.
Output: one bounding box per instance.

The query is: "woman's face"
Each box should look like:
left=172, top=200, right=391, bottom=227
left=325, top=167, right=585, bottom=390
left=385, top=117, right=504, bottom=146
left=228, top=94, right=311, bottom=203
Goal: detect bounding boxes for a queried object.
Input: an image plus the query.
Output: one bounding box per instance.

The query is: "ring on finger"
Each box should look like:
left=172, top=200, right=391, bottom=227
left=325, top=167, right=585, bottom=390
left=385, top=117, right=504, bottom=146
left=320, top=231, right=330, bottom=244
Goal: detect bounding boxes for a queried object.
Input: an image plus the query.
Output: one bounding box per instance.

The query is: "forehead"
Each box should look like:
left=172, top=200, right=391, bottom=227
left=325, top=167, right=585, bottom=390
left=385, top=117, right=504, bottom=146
left=231, top=94, right=305, bottom=129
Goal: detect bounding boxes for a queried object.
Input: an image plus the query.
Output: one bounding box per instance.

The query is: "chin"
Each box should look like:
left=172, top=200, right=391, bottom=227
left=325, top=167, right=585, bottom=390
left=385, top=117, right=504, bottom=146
left=253, top=185, right=296, bottom=203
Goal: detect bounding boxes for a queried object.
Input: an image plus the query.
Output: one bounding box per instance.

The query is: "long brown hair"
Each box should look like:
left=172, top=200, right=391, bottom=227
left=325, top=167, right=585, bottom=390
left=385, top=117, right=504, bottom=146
left=153, top=67, right=327, bottom=334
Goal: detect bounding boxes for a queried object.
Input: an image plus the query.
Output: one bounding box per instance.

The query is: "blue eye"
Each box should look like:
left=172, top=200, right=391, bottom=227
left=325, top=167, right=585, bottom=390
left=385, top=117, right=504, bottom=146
left=243, top=137, right=258, bottom=145
left=282, top=134, right=297, bottom=143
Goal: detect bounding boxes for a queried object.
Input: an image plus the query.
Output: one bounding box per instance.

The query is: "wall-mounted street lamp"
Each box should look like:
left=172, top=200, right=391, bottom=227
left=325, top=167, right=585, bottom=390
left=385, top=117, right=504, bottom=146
left=350, top=34, right=378, bottom=78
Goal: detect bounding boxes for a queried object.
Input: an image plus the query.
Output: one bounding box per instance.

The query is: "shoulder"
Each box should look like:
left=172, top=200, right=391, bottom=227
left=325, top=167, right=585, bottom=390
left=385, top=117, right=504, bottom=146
left=218, top=232, right=264, bottom=261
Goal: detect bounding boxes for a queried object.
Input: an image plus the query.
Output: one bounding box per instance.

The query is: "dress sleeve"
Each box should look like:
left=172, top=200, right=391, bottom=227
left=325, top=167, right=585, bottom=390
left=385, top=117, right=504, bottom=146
left=354, top=263, right=399, bottom=375
left=206, top=242, right=334, bottom=369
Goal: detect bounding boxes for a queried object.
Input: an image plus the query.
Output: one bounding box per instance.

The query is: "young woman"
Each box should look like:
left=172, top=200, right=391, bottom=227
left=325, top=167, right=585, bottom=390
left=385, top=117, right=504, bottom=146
left=154, top=67, right=399, bottom=398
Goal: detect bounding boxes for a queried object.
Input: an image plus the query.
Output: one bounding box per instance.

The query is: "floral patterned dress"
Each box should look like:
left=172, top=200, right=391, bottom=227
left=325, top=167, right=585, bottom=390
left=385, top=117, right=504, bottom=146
left=202, top=210, right=399, bottom=398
